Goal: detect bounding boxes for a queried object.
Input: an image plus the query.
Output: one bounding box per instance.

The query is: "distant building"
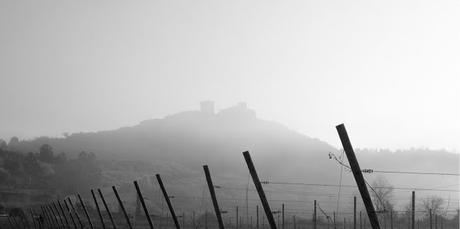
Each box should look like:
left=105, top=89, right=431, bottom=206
left=218, top=102, right=256, bottom=120
left=200, top=101, right=215, bottom=115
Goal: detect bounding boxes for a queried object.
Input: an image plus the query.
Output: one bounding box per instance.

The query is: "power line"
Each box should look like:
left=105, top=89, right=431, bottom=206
left=329, top=152, right=460, bottom=176
left=367, top=170, right=460, bottom=176
left=328, top=151, right=387, bottom=210
left=262, top=181, right=460, bottom=192
left=171, top=194, right=460, bottom=205
left=317, top=203, right=332, bottom=223
left=336, top=150, right=345, bottom=216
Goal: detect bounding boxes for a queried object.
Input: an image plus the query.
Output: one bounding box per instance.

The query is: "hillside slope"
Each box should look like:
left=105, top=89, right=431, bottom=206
left=3, top=102, right=458, bottom=215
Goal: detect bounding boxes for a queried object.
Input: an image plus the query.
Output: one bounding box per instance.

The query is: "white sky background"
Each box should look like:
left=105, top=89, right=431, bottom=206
left=0, top=0, right=459, bottom=151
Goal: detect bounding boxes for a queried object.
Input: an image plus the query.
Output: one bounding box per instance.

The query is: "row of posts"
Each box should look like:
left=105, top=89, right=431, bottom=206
left=18, top=169, right=458, bottom=229
left=14, top=168, right=457, bottom=229
left=24, top=197, right=453, bottom=229
left=3, top=124, right=376, bottom=229
left=14, top=125, right=460, bottom=229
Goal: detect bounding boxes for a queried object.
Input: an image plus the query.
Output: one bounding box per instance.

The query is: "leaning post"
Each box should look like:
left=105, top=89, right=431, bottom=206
left=97, top=189, right=117, bottom=229
left=156, top=174, right=181, bottom=229
left=77, top=194, right=94, bottom=229
left=112, top=186, right=133, bottom=229
left=91, top=190, right=106, bottom=229
left=67, top=197, right=84, bottom=229
left=243, top=151, right=277, bottom=229
left=134, top=180, right=155, bottom=229
left=203, top=165, right=225, bottom=229
left=336, top=124, right=381, bottom=229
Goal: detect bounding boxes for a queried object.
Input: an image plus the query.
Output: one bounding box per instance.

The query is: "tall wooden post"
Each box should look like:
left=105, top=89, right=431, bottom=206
left=63, top=199, right=78, bottom=229
left=48, top=204, right=62, bottom=228
left=42, top=205, right=54, bottom=228
left=407, top=211, right=410, bottom=229
left=44, top=205, right=54, bottom=228
left=91, top=190, right=106, bottom=229
left=203, top=165, right=225, bottom=229
left=97, top=189, right=117, bottom=229
left=390, top=211, right=393, bottom=229
left=243, top=151, right=277, bottom=229
left=156, top=174, right=180, bottom=229
left=6, top=216, right=17, bottom=229
left=52, top=202, right=66, bottom=228
left=334, top=212, right=336, bottom=229
left=11, top=215, right=22, bottom=229
left=40, top=206, right=49, bottom=227
left=134, top=181, right=155, bottom=229
left=34, top=208, right=43, bottom=229
left=78, top=194, right=94, bottom=229
left=45, top=204, right=59, bottom=228
left=30, top=209, right=37, bottom=229
left=67, top=198, right=84, bottom=229
left=354, top=197, right=357, bottom=229
left=281, top=204, right=284, bottom=229
left=429, top=209, right=432, bottom=229
left=112, top=186, right=133, bottom=229
left=277, top=211, right=280, bottom=229
left=336, top=124, right=381, bottom=229
left=7, top=216, right=15, bottom=229
left=257, top=205, right=259, bottom=229
left=458, top=209, right=460, bottom=229
left=293, top=216, right=296, bottom=229
left=411, top=192, right=415, bottom=229
left=313, top=200, right=317, bottom=229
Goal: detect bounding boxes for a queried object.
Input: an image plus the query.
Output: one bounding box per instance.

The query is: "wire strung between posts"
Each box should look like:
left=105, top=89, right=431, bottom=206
left=329, top=151, right=460, bottom=176
left=336, top=150, right=345, bottom=217
left=328, top=152, right=387, bottom=212
left=368, top=170, right=460, bottom=176
left=261, top=181, right=460, bottom=192
left=316, top=203, right=332, bottom=223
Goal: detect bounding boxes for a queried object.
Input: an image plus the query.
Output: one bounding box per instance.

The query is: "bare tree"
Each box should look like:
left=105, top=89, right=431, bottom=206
left=421, top=196, right=444, bottom=216
left=370, top=176, right=394, bottom=212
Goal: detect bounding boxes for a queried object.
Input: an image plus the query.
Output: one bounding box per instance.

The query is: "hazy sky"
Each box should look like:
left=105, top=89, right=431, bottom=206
left=1, top=0, right=459, bottom=151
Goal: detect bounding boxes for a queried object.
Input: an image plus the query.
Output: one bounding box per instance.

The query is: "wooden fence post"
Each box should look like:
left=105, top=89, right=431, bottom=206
left=63, top=199, right=78, bottom=229
left=156, top=174, right=181, bottom=229
left=243, top=151, right=277, bottom=229
left=134, top=181, right=155, bottom=229
left=77, top=194, right=94, bottom=229
left=203, top=165, right=225, bottom=229
left=97, top=189, right=117, bottom=229
left=91, top=189, right=106, bottom=229
left=112, top=186, right=133, bottom=229
left=67, top=198, right=84, bottom=229
left=336, top=124, right=381, bottom=229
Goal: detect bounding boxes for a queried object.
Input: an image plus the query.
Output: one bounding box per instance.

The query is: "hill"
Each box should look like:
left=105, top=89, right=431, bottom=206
left=5, top=102, right=338, bottom=180
left=1, top=102, right=458, bottom=216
